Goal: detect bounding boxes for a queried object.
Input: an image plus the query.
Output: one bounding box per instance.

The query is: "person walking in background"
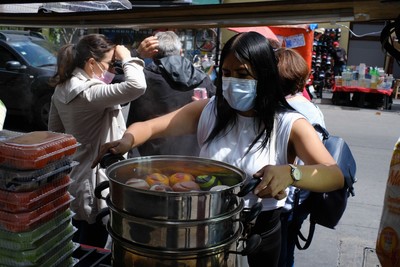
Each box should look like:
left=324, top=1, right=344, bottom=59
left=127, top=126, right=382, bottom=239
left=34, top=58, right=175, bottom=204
left=332, top=41, right=347, bottom=76
left=92, top=32, right=344, bottom=266
left=126, top=31, right=215, bottom=157
left=48, top=33, right=147, bottom=248
left=275, top=47, right=326, bottom=267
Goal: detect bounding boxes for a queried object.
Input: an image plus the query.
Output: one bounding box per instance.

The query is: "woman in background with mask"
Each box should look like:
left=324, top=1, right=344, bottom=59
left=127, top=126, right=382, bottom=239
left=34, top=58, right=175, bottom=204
left=48, top=33, right=154, bottom=248
left=92, top=32, right=343, bottom=266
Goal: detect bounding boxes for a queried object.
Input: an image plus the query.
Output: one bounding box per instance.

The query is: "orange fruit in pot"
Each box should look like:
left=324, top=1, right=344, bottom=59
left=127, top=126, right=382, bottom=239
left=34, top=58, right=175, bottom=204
left=169, top=172, right=195, bottom=186
left=145, top=173, right=170, bottom=186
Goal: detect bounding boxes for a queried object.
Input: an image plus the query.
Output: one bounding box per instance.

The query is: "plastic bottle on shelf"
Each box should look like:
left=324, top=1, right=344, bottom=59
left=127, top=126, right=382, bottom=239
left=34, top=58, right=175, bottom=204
left=387, top=74, right=394, bottom=89
left=201, top=54, right=211, bottom=72
left=365, top=66, right=371, bottom=79
left=370, top=67, right=378, bottom=89
left=359, top=63, right=366, bottom=80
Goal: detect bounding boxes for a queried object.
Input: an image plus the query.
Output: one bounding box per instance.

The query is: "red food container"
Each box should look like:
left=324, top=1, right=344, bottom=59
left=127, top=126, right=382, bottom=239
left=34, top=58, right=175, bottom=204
left=0, top=193, right=73, bottom=232
left=0, top=175, right=71, bottom=213
left=0, top=131, right=78, bottom=170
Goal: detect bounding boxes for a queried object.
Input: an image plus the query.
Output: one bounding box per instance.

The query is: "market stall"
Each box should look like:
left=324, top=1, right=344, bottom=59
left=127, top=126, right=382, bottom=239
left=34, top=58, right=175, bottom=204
left=332, top=85, right=393, bottom=109
left=332, top=65, right=395, bottom=109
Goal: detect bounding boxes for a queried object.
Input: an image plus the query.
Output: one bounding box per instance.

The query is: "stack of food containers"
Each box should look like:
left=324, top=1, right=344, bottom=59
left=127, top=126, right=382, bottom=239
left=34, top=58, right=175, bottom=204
left=0, top=131, right=79, bottom=266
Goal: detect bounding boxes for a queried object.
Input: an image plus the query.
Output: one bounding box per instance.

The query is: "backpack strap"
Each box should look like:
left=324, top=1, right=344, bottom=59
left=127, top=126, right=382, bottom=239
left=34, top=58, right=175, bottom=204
left=313, top=123, right=329, bottom=140
left=293, top=189, right=315, bottom=250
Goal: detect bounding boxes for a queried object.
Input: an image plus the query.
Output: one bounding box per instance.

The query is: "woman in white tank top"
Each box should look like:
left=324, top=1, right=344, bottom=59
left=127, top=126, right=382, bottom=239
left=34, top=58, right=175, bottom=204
left=93, top=32, right=344, bottom=267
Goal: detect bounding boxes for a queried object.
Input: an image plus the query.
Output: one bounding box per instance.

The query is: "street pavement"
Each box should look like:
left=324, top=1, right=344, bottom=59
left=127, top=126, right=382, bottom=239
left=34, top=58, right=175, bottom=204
left=294, top=92, right=400, bottom=267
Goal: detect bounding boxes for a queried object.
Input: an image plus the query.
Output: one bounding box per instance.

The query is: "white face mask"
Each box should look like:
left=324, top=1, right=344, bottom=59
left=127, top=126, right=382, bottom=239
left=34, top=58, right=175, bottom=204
left=222, top=77, right=257, bottom=111
left=92, top=61, right=115, bottom=84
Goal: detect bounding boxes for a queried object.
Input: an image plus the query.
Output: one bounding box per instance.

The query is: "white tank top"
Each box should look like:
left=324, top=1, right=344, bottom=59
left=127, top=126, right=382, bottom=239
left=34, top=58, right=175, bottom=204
left=197, top=97, right=305, bottom=211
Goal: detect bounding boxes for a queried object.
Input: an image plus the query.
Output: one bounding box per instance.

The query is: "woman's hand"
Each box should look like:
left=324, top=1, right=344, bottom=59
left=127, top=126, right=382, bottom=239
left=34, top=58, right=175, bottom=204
left=113, top=45, right=132, bottom=62
left=91, top=133, right=134, bottom=168
left=252, top=165, right=292, bottom=200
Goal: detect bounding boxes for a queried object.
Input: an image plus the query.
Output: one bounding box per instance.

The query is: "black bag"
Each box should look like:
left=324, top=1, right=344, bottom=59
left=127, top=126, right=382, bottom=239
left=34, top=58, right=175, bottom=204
left=294, top=124, right=357, bottom=250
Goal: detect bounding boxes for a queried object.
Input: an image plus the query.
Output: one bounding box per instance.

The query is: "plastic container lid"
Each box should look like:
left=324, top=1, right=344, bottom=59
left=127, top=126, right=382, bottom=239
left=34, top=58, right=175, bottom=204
left=0, top=160, right=78, bottom=192
left=0, top=193, right=73, bottom=232
left=0, top=242, right=77, bottom=267
left=0, top=209, right=74, bottom=250
left=0, top=131, right=79, bottom=170
left=0, top=130, right=23, bottom=142
left=0, top=224, right=76, bottom=266
left=0, top=175, right=71, bottom=213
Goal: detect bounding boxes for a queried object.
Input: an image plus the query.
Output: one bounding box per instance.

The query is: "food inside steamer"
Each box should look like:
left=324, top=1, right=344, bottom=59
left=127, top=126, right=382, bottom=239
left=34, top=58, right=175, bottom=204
left=125, top=170, right=236, bottom=192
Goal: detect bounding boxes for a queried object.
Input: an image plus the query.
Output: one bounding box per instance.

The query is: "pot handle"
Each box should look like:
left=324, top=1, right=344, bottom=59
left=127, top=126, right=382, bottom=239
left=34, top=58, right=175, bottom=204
left=100, top=152, right=125, bottom=169
left=241, top=202, right=263, bottom=224
left=237, top=178, right=261, bottom=197
left=229, top=234, right=262, bottom=255
left=94, top=180, right=110, bottom=200
left=96, top=207, right=110, bottom=224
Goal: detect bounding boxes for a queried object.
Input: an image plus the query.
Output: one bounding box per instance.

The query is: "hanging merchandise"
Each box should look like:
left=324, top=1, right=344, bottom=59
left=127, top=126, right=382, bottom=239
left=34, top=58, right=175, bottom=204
left=310, top=27, right=340, bottom=97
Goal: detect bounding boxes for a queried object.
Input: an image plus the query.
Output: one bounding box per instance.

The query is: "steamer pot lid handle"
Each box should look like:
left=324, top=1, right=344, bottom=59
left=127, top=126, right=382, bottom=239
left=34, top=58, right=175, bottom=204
left=241, top=202, right=263, bottom=223
left=100, top=152, right=125, bottom=168
left=94, top=180, right=110, bottom=200
left=96, top=207, right=110, bottom=224
left=237, top=178, right=261, bottom=197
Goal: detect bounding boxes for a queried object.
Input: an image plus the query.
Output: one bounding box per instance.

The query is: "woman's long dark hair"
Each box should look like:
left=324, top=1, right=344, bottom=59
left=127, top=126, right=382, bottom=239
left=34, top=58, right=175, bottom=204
left=50, top=33, right=115, bottom=86
left=205, top=32, right=292, bottom=152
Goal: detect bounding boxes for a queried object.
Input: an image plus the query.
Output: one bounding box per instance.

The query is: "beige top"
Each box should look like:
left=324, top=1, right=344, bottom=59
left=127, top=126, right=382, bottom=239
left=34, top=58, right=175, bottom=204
left=48, top=57, right=146, bottom=223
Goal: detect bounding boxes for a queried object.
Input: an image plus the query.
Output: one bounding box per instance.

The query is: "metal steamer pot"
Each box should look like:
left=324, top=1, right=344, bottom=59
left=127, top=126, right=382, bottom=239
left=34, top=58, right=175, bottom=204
left=106, top=196, right=244, bottom=250
left=109, top=223, right=259, bottom=267
left=95, top=155, right=257, bottom=221
left=95, top=155, right=262, bottom=266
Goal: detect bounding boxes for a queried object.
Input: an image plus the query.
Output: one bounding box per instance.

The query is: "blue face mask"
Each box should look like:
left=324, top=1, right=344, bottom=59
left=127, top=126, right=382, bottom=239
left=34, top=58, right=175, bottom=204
left=222, top=77, right=257, bottom=112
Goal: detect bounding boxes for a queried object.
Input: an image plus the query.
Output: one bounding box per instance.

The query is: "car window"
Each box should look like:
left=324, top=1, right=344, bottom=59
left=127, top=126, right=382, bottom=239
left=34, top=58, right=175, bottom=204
left=9, top=40, right=56, bottom=67
left=0, top=46, right=17, bottom=68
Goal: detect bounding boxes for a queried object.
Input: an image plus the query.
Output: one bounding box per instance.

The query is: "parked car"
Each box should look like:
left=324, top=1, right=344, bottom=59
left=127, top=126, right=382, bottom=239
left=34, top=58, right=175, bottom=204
left=0, top=30, right=57, bottom=130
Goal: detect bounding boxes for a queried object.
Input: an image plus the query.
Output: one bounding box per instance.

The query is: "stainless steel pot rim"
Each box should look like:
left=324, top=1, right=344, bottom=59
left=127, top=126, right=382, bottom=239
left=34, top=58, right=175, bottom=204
left=106, top=155, right=246, bottom=194
left=109, top=222, right=242, bottom=257
left=107, top=197, right=244, bottom=225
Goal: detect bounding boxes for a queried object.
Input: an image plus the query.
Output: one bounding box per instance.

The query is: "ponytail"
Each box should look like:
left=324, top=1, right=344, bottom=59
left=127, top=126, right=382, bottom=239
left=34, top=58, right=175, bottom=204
left=50, top=43, right=76, bottom=86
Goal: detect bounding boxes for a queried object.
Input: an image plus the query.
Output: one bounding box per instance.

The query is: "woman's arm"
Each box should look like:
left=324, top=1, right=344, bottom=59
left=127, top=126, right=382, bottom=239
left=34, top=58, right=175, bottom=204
left=253, top=118, right=344, bottom=198
left=91, top=99, right=208, bottom=168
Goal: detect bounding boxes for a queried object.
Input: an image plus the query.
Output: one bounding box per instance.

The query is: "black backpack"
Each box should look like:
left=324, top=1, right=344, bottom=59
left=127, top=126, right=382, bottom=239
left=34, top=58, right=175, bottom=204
left=294, top=124, right=357, bottom=250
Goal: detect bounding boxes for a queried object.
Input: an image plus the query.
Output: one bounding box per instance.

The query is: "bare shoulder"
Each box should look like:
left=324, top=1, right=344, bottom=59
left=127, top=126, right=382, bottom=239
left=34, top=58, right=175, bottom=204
left=290, top=117, right=317, bottom=140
